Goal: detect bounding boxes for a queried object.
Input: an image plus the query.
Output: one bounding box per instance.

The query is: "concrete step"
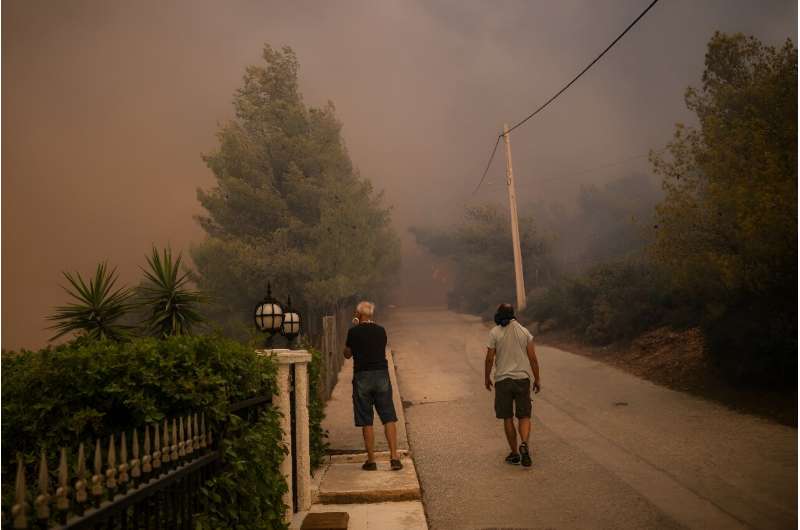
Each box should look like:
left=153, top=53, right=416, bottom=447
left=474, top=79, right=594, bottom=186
left=295, top=502, right=427, bottom=530
left=318, top=454, right=421, bottom=504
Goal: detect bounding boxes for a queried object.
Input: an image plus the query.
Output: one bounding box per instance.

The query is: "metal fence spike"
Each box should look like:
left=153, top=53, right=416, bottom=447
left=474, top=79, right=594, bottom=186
left=131, top=429, right=141, bottom=479
left=56, top=448, right=70, bottom=512
left=200, top=413, right=207, bottom=448
left=143, top=425, right=152, bottom=473
left=91, top=439, right=104, bottom=500
left=162, top=419, right=171, bottom=465
left=170, top=418, right=178, bottom=463
left=118, top=432, right=129, bottom=485
left=106, top=435, right=118, bottom=491
left=178, top=416, right=186, bottom=458
left=35, top=449, right=50, bottom=520
left=76, top=443, right=86, bottom=477
left=75, top=443, right=88, bottom=504
left=153, top=423, right=162, bottom=469
left=93, top=440, right=102, bottom=475
left=12, top=453, right=28, bottom=529
left=186, top=415, right=193, bottom=456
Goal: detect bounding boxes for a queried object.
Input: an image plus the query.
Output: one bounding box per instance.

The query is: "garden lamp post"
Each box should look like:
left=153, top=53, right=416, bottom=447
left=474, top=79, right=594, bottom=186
left=281, top=295, right=302, bottom=345
left=254, top=283, right=284, bottom=347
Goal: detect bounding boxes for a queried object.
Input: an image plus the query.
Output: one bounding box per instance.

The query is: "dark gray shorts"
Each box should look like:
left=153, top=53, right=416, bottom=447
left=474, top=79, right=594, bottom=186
left=352, top=369, right=398, bottom=427
left=494, top=377, right=532, bottom=419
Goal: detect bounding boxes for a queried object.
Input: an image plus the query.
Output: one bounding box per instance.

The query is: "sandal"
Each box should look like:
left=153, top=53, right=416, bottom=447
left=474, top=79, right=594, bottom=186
left=390, top=458, right=403, bottom=471
left=362, top=461, right=377, bottom=471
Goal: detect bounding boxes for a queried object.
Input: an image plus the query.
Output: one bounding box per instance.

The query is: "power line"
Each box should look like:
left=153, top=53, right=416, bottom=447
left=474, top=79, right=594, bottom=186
left=482, top=148, right=664, bottom=188
left=472, top=0, right=661, bottom=194
left=536, top=148, right=666, bottom=183
left=506, top=0, right=661, bottom=136
left=472, top=135, right=502, bottom=195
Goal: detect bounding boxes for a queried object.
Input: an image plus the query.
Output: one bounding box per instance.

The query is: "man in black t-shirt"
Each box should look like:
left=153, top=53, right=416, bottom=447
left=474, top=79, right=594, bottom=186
left=344, top=301, right=402, bottom=471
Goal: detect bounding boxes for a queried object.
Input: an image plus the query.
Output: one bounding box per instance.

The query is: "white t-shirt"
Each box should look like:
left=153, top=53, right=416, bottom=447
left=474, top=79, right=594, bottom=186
left=487, top=319, right=534, bottom=382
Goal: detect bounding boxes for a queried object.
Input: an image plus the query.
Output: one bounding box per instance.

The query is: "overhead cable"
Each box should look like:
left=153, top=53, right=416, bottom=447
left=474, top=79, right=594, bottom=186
left=472, top=136, right=502, bottom=195
left=505, top=0, right=661, bottom=136
left=472, top=0, right=661, bottom=194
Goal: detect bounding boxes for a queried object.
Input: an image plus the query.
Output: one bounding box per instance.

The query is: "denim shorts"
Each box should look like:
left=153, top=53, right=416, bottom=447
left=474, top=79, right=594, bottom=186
left=352, top=369, right=398, bottom=427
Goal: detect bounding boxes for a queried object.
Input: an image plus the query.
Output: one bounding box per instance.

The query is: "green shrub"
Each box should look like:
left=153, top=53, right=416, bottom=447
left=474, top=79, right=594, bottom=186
left=305, top=345, right=329, bottom=471
left=197, top=409, right=288, bottom=530
left=2, top=334, right=288, bottom=528
left=702, top=295, right=797, bottom=387
left=526, top=258, right=676, bottom=345
left=47, top=262, right=134, bottom=341
left=137, top=246, right=206, bottom=338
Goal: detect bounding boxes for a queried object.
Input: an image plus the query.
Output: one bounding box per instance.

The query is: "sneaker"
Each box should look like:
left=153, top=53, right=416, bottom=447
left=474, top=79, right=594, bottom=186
left=390, top=458, right=403, bottom=471
left=519, top=442, right=532, bottom=467
left=505, top=452, right=521, bottom=465
left=362, top=461, right=377, bottom=471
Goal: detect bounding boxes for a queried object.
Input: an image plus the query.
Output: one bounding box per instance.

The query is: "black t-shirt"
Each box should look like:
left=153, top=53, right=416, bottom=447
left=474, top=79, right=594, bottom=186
left=346, top=322, right=388, bottom=372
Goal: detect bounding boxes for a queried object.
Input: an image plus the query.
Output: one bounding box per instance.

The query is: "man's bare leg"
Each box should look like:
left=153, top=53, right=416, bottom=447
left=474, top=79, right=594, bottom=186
left=518, top=417, right=531, bottom=445
left=384, top=421, right=398, bottom=460
left=362, top=426, right=375, bottom=462
left=503, top=418, right=517, bottom=453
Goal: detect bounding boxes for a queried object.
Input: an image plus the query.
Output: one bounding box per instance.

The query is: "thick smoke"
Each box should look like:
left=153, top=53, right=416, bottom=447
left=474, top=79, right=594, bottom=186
left=3, top=0, right=796, bottom=349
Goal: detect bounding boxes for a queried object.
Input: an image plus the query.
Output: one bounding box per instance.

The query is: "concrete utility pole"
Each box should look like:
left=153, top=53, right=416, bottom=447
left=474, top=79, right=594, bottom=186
left=503, top=123, right=527, bottom=311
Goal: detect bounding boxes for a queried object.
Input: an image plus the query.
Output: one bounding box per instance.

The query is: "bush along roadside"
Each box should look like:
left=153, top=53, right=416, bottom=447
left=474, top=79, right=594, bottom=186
left=304, top=344, right=330, bottom=471
left=524, top=258, right=679, bottom=346
left=1, top=334, right=289, bottom=529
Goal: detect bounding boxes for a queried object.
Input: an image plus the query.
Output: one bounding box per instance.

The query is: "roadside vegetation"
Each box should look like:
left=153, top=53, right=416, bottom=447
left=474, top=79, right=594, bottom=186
left=4, top=247, right=329, bottom=529
left=414, top=32, right=797, bottom=393
left=2, top=43, right=380, bottom=528
left=191, top=45, right=400, bottom=337
left=411, top=204, right=556, bottom=315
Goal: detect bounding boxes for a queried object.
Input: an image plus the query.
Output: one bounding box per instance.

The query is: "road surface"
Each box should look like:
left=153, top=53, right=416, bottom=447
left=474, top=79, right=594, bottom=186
left=386, top=307, right=796, bottom=530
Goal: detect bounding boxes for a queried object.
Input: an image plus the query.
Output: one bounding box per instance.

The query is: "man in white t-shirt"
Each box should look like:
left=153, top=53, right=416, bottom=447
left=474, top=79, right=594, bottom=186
left=485, top=303, right=541, bottom=467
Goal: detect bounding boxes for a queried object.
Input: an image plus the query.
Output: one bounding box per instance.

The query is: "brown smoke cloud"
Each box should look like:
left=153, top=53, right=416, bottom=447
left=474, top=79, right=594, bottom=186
left=3, top=0, right=795, bottom=349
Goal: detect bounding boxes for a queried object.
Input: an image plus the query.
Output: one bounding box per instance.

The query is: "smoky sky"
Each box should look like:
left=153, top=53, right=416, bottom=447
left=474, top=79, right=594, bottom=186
left=3, top=0, right=796, bottom=350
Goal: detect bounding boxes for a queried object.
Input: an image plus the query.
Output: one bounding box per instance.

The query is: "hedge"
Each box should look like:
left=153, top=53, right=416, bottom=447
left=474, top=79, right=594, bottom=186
left=1, top=334, right=305, bottom=529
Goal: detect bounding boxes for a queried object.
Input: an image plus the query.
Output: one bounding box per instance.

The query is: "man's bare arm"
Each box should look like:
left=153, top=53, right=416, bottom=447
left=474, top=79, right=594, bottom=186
left=484, top=347, right=496, bottom=391
left=526, top=341, right=541, bottom=393
left=343, top=346, right=353, bottom=359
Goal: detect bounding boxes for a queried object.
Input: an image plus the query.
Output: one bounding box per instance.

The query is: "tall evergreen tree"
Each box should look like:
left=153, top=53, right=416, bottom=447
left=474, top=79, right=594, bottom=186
left=192, top=45, right=399, bottom=333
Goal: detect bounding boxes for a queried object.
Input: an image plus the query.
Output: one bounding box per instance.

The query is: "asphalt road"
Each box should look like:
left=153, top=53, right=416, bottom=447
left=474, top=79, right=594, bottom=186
left=386, top=307, right=797, bottom=530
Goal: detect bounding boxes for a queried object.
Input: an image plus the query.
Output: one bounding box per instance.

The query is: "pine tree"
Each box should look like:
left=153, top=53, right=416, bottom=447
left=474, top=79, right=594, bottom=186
left=192, top=45, right=399, bottom=334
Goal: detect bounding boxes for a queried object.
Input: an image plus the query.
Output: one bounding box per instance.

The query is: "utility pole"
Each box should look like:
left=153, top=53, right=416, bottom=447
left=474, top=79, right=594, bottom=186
left=503, top=123, right=527, bottom=311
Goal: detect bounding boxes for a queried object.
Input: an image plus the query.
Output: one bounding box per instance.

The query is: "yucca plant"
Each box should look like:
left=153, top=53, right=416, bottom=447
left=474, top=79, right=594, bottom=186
left=48, top=262, right=134, bottom=341
left=138, top=246, right=206, bottom=338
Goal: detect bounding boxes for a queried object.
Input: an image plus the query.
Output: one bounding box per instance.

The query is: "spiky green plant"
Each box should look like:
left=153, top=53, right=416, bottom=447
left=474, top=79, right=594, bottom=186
left=48, top=262, right=134, bottom=342
left=138, top=247, right=206, bottom=338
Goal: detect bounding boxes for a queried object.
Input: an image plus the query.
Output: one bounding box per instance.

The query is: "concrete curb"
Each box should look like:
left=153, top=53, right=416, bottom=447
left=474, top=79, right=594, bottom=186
left=386, top=347, right=409, bottom=449
left=328, top=450, right=410, bottom=464
left=387, top=346, right=431, bottom=530
left=319, top=489, right=422, bottom=504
